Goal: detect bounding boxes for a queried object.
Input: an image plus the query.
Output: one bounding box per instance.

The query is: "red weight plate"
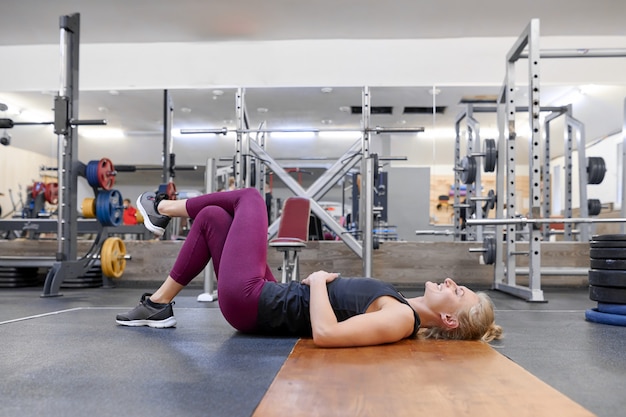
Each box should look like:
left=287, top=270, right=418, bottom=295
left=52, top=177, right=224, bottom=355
left=97, top=158, right=116, bottom=190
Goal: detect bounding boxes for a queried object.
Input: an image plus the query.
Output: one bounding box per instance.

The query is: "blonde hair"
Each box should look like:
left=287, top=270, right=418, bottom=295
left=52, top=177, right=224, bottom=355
left=420, top=292, right=503, bottom=342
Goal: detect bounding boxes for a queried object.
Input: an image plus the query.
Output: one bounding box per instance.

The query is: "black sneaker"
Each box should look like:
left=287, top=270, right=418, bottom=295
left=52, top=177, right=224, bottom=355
left=115, top=293, right=177, bottom=328
left=137, top=192, right=170, bottom=236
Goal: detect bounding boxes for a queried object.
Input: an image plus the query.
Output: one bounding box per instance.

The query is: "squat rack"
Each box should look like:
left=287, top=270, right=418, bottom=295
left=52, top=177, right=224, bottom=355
left=480, top=19, right=626, bottom=302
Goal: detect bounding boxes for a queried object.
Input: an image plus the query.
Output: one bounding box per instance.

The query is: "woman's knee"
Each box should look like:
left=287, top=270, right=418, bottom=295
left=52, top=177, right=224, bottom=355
left=195, top=206, right=230, bottom=225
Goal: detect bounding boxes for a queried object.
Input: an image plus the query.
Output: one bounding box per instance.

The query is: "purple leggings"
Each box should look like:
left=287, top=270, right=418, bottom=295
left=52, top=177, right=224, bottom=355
left=169, top=188, right=277, bottom=332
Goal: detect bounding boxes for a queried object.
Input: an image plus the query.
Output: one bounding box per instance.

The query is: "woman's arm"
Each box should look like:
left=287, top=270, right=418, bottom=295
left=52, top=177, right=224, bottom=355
left=302, top=271, right=415, bottom=348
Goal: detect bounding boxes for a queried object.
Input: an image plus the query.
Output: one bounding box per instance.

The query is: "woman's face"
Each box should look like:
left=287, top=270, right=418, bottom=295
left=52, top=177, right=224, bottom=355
left=423, top=278, right=480, bottom=315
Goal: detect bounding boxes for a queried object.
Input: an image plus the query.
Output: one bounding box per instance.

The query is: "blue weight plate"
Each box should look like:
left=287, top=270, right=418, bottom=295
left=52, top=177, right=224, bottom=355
left=585, top=308, right=626, bottom=326
left=597, top=302, right=626, bottom=315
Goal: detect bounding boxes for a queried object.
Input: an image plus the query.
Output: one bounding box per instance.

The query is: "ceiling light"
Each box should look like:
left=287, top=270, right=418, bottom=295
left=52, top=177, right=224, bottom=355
left=98, top=106, right=109, bottom=113
left=318, top=131, right=361, bottom=140
left=180, top=107, right=192, bottom=113
left=428, top=87, right=441, bottom=95
left=212, top=89, right=224, bottom=96
left=79, top=127, right=125, bottom=139
left=321, top=119, right=333, bottom=125
left=339, top=106, right=350, bottom=113
left=257, top=107, right=269, bottom=113
left=321, top=87, right=333, bottom=94
left=108, top=90, right=120, bottom=96
left=270, top=131, right=315, bottom=140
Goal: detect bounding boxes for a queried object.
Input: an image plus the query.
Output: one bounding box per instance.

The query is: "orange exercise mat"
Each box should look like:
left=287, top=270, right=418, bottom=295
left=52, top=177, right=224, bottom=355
left=253, top=338, right=595, bottom=417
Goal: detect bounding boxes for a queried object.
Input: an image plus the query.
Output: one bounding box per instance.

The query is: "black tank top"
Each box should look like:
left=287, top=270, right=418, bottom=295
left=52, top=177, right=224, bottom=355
left=255, top=277, right=420, bottom=336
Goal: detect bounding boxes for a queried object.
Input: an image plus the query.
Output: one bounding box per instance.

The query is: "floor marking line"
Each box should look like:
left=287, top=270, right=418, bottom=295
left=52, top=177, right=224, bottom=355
left=0, top=306, right=215, bottom=326
left=0, top=307, right=85, bottom=325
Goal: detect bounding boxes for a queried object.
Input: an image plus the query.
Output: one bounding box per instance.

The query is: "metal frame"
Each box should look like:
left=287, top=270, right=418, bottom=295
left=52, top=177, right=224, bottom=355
left=453, top=104, right=485, bottom=242
left=42, top=14, right=111, bottom=297
left=623, top=97, right=626, bottom=234
left=540, top=107, right=569, bottom=239
left=208, top=86, right=424, bottom=277
left=495, top=18, right=545, bottom=302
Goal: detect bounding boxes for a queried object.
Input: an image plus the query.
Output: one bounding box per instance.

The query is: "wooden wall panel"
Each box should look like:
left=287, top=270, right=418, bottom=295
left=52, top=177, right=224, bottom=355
left=0, top=239, right=592, bottom=289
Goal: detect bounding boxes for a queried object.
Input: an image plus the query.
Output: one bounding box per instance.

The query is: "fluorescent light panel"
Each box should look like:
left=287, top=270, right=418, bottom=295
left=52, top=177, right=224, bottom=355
left=79, top=127, right=125, bottom=139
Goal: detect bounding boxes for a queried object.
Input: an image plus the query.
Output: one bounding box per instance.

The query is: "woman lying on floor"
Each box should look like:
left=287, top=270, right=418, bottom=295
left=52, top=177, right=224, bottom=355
left=116, top=188, right=502, bottom=347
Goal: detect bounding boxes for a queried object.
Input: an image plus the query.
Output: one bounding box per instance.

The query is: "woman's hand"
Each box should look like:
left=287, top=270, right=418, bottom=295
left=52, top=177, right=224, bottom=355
left=301, top=270, right=339, bottom=286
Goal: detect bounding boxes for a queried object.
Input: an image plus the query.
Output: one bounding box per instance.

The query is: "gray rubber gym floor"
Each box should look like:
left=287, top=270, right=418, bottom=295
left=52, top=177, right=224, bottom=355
left=0, top=284, right=624, bottom=417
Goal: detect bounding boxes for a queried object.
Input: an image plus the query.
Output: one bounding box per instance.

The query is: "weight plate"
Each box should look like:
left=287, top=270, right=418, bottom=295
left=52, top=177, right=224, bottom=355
left=86, top=160, right=100, bottom=188
left=589, top=285, right=626, bottom=303
left=97, top=157, right=116, bottom=190
left=585, top=308, right=626, bottom=326
left=483, top=139, right=497, bottom=172
left=482, top=189, right=496, bottom=213
left=592, top=234, right=626, bottom=241
left=459, top=156, right=477, bottom=185
left=588, top=269, right=626, bottom=288
left=95, top=189, right=123, bottom=226
left=44, top=182, right=59, bottom=204
left=483, top=236, right=496, bottom=265
left=31, top=182, right=45, bottom=198
left=82, top=198, right=96, bottom=218
left=101, top=237, right=127, bottom=279
left=590, top=258, right=626, bottom=270
left=590, top=240, right=626, bottom=248
left=587, top=157, right=606, bottom=185
left=597, top=302, right=626, bottom=315
left=587, top=199, right=601, bottom=216
left=590, top=248, right=626, bottom=260
left=157, top=181, right=177, bottom=200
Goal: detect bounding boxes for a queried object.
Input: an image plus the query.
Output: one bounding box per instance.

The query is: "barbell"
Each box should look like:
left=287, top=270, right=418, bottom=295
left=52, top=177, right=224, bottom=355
left=467, top=217, right=626, bottom=227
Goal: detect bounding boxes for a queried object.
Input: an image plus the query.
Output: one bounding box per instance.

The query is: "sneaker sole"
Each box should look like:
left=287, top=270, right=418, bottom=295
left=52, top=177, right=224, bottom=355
left=136, top=195, right=165, bottom=237
left=116, top=317, right=177, bottom=328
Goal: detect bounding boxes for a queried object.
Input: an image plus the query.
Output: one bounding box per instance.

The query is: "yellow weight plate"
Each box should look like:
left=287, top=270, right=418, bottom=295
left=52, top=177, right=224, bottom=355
left=136, top=211, right=144, bottom=224
left=101, top=237, right=126, bottom=279
left=82, top=198, right=96, bottom=218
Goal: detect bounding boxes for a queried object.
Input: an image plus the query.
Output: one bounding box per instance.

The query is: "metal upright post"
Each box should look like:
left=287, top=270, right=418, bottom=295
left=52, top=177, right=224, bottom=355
left=161, top=90, right=174, bottom=240
left=42, top=13, right=108, bottom=297
left=568, top=115, right=590, bottom=241
left=361, top=87, right=373, bottom=277
left=622, top=98, right=626, bottom=234
left=234, top=88, right=245, bottom=189
left=453, top=114, right=463, bottom=241
left=504, top=43, right=519, bottom=292
left=494, top=18, right=544, bottom=302
left=56, top=14, right=80, bottom=265
left=526, top=20, right=543, bottom=300
left=198, top=158, right=218, bottom=303
left=162, top=90, right=174, bottom=186
left=467, top=108, right=483, bottom=242
left=494, top=92, right=506, bottom=288
left=42, top=14, right=84, bottom=297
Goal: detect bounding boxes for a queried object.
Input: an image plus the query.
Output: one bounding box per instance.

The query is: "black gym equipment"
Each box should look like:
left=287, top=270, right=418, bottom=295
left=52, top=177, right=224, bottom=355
left=588, top=269, right=626, bottom=287
left=589, top=285, right=626, bottom=304
left=590, top=259, right=626, bottom=270
left=592, top=234, right=626, bottom=241
left=589, top=248, right=626, bottom=260
left=587, top=157, right=607, bottom=185
left=587, top=199, right=602, bottom=216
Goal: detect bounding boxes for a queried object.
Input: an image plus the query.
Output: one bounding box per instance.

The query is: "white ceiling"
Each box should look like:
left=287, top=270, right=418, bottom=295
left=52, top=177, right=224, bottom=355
left=0, top=0, right=625, bottom=188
